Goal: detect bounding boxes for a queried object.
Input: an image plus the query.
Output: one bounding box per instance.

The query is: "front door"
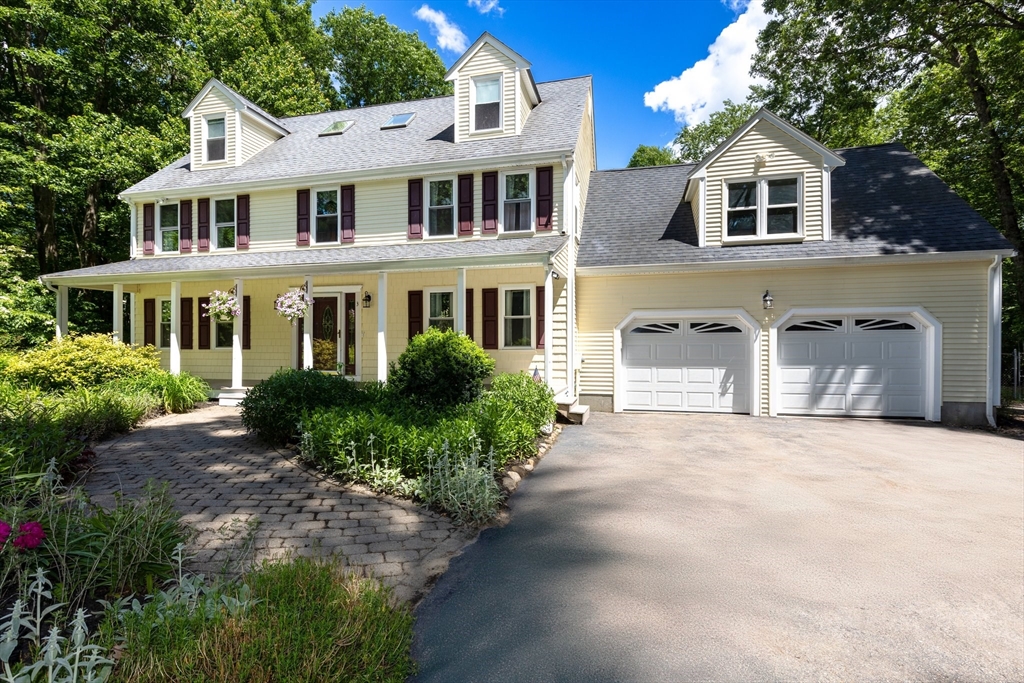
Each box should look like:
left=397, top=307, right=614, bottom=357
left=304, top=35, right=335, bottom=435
left=297, top=294, right=357, bottom=375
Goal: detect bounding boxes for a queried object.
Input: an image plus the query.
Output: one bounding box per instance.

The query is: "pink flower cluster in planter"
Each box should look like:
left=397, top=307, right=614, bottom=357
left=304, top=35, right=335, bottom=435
left=0, top=520, right=46, bottom=551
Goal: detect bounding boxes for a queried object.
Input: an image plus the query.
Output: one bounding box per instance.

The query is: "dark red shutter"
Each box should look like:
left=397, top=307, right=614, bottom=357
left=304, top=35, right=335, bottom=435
left=537, top=166, right=553, bottom=231
left=408, top=179, right=423, bottom=239
left=340, top=185, right=355, bottom=243
left=458, top=174, right=474, bottom=236
left=179, top=200, right=193, bottom=253
left=465, top=288, right=474, bottom=341
left=482, top=288, right=498, bottom=349
left=481, top=172, right=498, bottom=234
left=408, top=290, right=423, bottom=339
left=198, top=296, right=210, bottom=349
left=142, top=203, right=155, bottom=254
left=296, top=189, right=310, bottom=246
left=242, top=295, right=251, bottom=350
left=197, top=198, right=210, bottom=251
left=536, top=286, right=545, bottom=349
left=236, top=194, right=250, bottom=249
left=143, top=298, right=155, bottom=345
left=180, top=297, right=193, bottom=349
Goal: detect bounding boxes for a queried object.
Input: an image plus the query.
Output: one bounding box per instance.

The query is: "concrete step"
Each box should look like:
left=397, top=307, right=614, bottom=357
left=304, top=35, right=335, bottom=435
left=213, top=386, right=250, bottom=407
left=557, top=401, right=590, bottom=425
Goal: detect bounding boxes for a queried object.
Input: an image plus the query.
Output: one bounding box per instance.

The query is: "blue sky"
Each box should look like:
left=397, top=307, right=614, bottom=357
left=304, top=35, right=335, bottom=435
left=310, top=0, right=768, bottom=169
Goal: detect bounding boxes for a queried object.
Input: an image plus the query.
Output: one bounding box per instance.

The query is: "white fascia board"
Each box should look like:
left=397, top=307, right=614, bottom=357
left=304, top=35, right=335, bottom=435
left=120, top=149, right=574, bottom=202
left=444, top=32, right=532, bottom=81
left=181, top=78, right=245, bottom=119
left=576, top=249, right=1015, bottom=277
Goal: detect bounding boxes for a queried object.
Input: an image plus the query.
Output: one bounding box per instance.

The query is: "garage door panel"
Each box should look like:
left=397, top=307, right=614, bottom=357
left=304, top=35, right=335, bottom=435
left=781, top=367, right=811, bottom=385
left=719, top=367, right=747, bottom=386
left=814, top=367, right=848, bottom=385
left=686, top=392, right=715, bottom=409
left=886, top=394, right=923, bottom=414
left=686, top=344, right=714, bottom=361
left=814, top=342, right=847, bottom=362
left=626, top=367, right=653, bottom=383
left=655, top=392, right=683, bottom=408
left=850, top=367, right=884, bottom=386
left=718, top=343, right=746, bottom=360
left=850, top=394, right=884, bottom=412
left=686, top=367, right=715, bottom=384
left=779, top=392, right=812, bottom=410
left=888, top=341, right=922, bottom=359
left=814, top=393, right=848, bottom=411
left=888, top=367, right=922, bottom=387
left=626, top=391, right=653, bottom=407
left=655, top=367, right=683, bottom=384
left=656, top=344, right=683, bottom=361
left=851, top=341, right=884, bottom=360
left=781, top=343, right=811, bottom=361
left=625, top=344, right=653, bottom=361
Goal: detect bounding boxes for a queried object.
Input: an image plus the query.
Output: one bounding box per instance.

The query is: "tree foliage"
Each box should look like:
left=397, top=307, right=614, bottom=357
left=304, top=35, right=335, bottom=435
left=673, top=100, right=758, bottom=162
left=627, top=144, right=677, bottom=168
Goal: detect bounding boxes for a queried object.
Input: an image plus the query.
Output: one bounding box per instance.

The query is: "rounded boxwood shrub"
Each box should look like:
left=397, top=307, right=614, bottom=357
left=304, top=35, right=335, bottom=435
left=2, top=333, right=160, bottom=391
left=240, top=368, right=364, bottom=445
left=388, top=328, right=495, bottom=408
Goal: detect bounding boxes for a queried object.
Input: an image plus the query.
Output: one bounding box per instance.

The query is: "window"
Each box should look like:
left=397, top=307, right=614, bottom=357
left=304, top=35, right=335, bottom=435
left=473, top=76, right=501, bottom=131
left=502, top=172, right=532, bottom=232
left=689, top=322, right=743, bottom=334
left=427, top=179, right=454, bottom=237
left=629, top=322, right=680, bottom=334
left=315, top=189, right=338, bottom=243
left=855, top=318, right=918, bottom=331
left=319, top=120, right=354, bottom=137
left=382, top=113, right=415, bottom=129
left=215, top=198, right=235, bottom=249
left=215, top=320, right=233, bottom=348
left=206, top=117, right=226, bottom=161
left=159, top=203, right=179, bottom=252
left=784, top=319, right=844, bottom=332
left=502, top=288, right=532, bottom=348
left=427, top=291, right=455, bottom=331
left=159, top=299, right=172, bottom=348
left=726, top=176, right=801, bottom=239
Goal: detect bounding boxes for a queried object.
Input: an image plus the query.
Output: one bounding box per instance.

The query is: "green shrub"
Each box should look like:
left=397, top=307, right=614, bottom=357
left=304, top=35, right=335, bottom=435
left=122, top=370, right=210, bottom=413
left=388, top=328, right=495, bottom=408
left=112, top=556, right=415, bottom=683
left=0, top=383, right=81, bottom=489
left=2, top=334, right=160, bottom=391
left=240, top=368, right=364, bottom=445
left=488, top=372, right=556, bottom=432
left=56, top=386, right=160, bottom=442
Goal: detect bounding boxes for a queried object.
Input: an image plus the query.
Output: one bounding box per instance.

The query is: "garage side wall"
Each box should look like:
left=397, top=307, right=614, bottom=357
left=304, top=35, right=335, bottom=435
left=576, top=260, right=990, bottom=417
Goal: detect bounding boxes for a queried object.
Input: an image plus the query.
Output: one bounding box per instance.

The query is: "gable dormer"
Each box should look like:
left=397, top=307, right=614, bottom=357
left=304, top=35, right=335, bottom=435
left=182, top=78, right=289, bottom=171
left=684, top=109, right=845, bottom=247
left=445, top=33, right=541, bottom=143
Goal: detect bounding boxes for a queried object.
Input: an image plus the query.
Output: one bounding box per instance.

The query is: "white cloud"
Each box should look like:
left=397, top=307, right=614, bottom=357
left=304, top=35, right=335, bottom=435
left=414, top=5, right=469, bottom=54
left=468, top=0, right=504, bottom=16
left=644, top=0, right=770, bottom=127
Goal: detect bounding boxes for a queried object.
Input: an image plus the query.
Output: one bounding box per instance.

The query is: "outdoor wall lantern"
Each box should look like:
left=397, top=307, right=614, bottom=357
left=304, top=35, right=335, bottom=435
left=762, top=290, right=774, bottom=310
left=362, top=292, right=372, bottom=308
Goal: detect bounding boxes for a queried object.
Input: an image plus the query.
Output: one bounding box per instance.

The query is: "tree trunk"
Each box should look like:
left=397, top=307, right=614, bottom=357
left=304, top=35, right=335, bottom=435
left=79, top=181, right=101, bottom=267
left=33, top=185, right=58, bottom=274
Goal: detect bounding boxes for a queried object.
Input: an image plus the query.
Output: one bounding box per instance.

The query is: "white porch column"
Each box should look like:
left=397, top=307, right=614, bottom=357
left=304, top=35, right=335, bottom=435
left=377, top=271, right=388, bottom=382
left=129, top=292, right=136, bottom=345
left=169, top=281, right=181, bottom=375
left=232, top=278, right=243, bottom=387
left=302, top=275, right=314, bottom=369
left=544, top=266, right=554, bottom=388
left=456, top=267, right=467, bottom=334
left=55, top=285, right=69, bottom=340
left=112, top=284, right=124, bottom=342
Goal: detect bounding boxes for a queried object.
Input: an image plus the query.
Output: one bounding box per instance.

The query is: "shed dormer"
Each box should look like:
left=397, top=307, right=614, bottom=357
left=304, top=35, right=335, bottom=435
left=181, top=78, right=290, bottom=171
left=445, top=33, right=541, bottom=143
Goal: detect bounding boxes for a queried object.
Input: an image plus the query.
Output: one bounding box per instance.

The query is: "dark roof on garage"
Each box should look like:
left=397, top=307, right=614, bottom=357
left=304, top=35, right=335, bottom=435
left=578, top=143, right=1013, bottom=269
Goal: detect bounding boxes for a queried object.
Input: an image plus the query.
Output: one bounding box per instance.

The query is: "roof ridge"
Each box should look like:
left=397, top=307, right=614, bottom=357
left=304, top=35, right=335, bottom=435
left=595, top=163, right=695, bottom=174
left=833, top=141, right=906, bottom=152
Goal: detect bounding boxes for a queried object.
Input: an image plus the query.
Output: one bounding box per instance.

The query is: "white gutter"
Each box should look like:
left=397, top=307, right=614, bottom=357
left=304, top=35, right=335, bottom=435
left=987, top=255, right=1003, bottom=427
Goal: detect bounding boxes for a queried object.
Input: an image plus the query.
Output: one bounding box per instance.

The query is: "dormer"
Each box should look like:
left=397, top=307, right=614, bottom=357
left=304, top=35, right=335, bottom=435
left=182, top=78, right=289, bottom=171
left=684, top=109, right=845, bottom=247
left=445, top=33, right=541, bottom=143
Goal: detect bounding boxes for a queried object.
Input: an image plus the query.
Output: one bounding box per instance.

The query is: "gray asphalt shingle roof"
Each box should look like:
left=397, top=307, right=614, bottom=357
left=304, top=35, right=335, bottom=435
left=45, top=235, right=567, bottom=280
left=124, top=77, right=591, bottom=195
left=577, top=143, right=1012, bottom=269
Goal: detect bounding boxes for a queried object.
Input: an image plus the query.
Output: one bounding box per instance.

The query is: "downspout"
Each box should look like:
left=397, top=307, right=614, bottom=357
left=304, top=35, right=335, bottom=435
left=987, top=255, right=1003, bottom=427
left=40, top=277, right=58, bottom=294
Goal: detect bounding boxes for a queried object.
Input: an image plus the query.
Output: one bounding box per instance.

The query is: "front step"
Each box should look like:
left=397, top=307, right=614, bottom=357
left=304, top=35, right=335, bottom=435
left=212, top=386, right=250, bottom=407
left=557, top=401, right=590, bottom=425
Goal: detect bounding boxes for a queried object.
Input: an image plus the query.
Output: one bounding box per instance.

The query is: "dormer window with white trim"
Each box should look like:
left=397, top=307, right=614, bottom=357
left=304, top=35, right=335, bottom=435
left=472, top=75, right=501, bottom=132
left=725, top=176, right=802, bottom=240
left=206, top=117, right=226, bottom=161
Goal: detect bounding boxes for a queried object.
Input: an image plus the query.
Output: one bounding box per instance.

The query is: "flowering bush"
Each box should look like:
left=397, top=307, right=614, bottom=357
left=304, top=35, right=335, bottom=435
left=0, top=521, right=10, bottom=546
left=203, top=290, right=240, bottom=322
left=0, top=519, right=45, bottom=551
left=275, top=288, right=312, bottom=324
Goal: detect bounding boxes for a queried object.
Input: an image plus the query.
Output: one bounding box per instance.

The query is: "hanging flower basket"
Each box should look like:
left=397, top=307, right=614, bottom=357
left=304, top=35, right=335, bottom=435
left=204, top=290, right=240, bottom=322
left=275, top=288, right=313, bottom=324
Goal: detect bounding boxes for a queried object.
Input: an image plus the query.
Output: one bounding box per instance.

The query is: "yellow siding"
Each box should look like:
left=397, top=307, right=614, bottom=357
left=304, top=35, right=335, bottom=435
left=577, top=260, right=991, bottom=410
left=453, top=43, right=517, bottom=142
left=190, top=89, right=236, bottom=169
left=240, top=118, right=280, bottom=163
left=705, top=119, right=824, bottom=245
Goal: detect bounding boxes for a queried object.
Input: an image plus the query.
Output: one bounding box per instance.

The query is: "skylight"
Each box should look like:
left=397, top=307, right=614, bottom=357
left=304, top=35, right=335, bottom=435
left=381, top=113, right=415, bottom=130
left=319, top=120, right=354, bottom=137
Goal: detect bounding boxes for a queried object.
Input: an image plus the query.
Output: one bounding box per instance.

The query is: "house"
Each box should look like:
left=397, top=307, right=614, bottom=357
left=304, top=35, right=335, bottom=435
left=41, top=34, right=1012, bottom=426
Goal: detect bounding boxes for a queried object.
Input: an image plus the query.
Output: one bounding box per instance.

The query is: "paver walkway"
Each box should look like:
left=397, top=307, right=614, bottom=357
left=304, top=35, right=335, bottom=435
left=86, top=404, right=471, bottom=602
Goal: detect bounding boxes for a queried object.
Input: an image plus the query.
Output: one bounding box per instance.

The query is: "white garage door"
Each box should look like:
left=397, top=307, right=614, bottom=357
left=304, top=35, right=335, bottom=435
left=623, top=320, right=750, bottom=413
left=777, top=316, right=926, bottom=417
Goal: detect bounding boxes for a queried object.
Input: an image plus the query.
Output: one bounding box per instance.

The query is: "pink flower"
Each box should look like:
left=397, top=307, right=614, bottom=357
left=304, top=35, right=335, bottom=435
left=12, top=522, right=45, bottom=551
left=0, top=521, right=11, bottom=546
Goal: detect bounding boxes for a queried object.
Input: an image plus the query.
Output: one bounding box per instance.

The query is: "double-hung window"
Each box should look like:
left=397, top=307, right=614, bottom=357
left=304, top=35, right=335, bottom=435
left=501, top=287, right=532, bottom=348
left=502, top=172, right=532, bottom=232
left=427, top=290, right=455, bottom=331
left=215, top=319, right=233, bottom=348
left=315, top=189, right=339, bottom=243
left=726, top=176, right=801, bottom=239
left=215, top=198, right=235, bottom=249
left=473, top=76, right=501, bottom=131
left=158, top=299, right=172, bottom=348
left=427, top=179, right=454, bottom=237
left=206, top=117, right=226, bottom=162
left=159, top=203, right=179, bottom=252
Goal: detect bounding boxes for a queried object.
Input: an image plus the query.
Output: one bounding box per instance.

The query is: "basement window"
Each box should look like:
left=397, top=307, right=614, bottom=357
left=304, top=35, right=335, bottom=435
left=381, top=113, right=415, bottom=129
left=319, top=120, right=354, bottom=137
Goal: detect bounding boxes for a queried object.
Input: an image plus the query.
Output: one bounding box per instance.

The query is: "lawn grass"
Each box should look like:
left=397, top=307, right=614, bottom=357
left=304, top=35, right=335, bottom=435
left=111, top=556, right=416, bottom=683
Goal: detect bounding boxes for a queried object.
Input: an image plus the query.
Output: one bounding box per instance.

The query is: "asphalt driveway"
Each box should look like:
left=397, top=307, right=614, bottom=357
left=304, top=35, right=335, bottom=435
left=412, top=413, right=1024, bottom=682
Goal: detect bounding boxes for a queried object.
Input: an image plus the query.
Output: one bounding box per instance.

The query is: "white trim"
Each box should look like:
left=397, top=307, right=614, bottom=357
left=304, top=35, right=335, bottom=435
left=721, top=173, right=804, bottom=243
left=543, top=266, right=553, bottom=387
left=129, top=292, right=136, bottom=345
left=182, top=78, right=288, bottom=136
left=424, top=176, right=457, bottom=238
left=303, top=275, right=314, bottom=369
left=129, top=203, right=138, bottom=258
left=169, top=284, right=181, bottom=375
left=231, top=278, right=243, bottom=387
left=424, top=286, right=457, bottom=331
left=822, top=166, right=833, bottom=241
left=612, top=309, right=762, bottom=416
left=202, top=113, right=228, bottom=165
left=155, top=296, right=172, bottom=349
left=307, top=285, right=363, bottom=380
left=156, top=201, right=180, bottom=254
left=697, top=178, right=706, bottom=248
left=457, top=268, right=467, bottom=334
left=469, top=73, right=503, bottom=134
left=377, top=272, right=388, bottom=382
left=987, top=256, right=1002, bottom=425
left=311, top=187, right=340, bottom=245
left=769, top=306, right=942, bottom=422
left=113, top=283, right=124, bottom=342
left=56, top=286, right=68, bottom=340
left=498, top=283, right=536, bottom=349
left=211, top=195, right=238, bottom=251
left=499, top=168, right=535, bottom=234
left=213, top=317, right=234, bottom=350
left=234, top=110, right=242, bottom=167
left=445, top=32, right=532, bottom=80
left=514, top=69, right=521, bottom=135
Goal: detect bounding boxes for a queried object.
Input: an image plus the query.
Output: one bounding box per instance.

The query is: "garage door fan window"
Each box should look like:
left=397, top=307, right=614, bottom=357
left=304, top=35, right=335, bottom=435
left=785, top=319, right=843, bottom=332
left=690, top=322, right=743, bottom=334
left=727, top=177, right=800, bottom=239
left=630, top=322, right=680, bottom=334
